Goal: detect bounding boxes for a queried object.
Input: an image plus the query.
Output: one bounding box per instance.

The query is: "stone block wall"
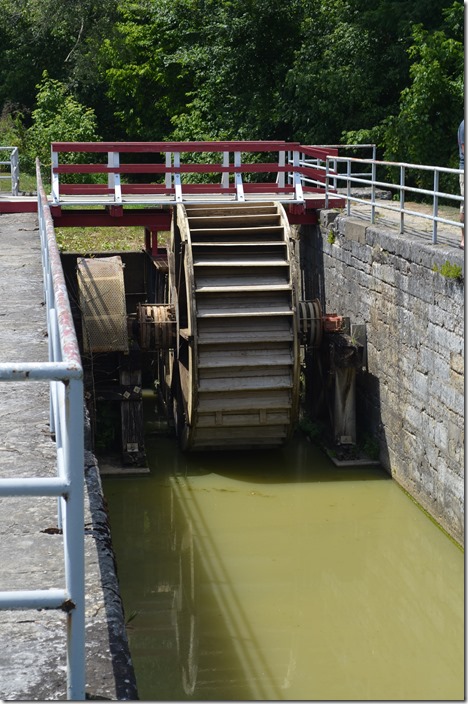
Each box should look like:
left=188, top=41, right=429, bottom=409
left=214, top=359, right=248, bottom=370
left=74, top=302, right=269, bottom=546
left=299, top=213, right=464, bottom=545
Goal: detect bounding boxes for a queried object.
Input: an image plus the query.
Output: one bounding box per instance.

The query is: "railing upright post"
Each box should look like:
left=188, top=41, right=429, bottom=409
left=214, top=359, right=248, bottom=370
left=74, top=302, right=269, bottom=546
left=399, top=165, right=405, bottom=234
left=234, top=152, right=245, bottom=202
left=108, top=152, right=121, bottom=203
left=222, top=152, right=230, bottom=189
left=332, top=157, right=337, bottom=190
left=432, top=169, right=439, bottom=244
left=11, top=147, right=19, bottom=196
left=277, top=151, right=285, bottom=188
left=346, top=159, right=351, bottom=216
left=174, top=152, right=182, bottom=202
left=63, top=376, right=85, bottom=700
left=292, top=150, right=303, bottom=202
left=371, top=159, right=377, bottom=224
left=165, top=151, right=172, bottom=191
left=325, top=158, right=330, bottom=209
left=51, top=149, right=60, bottom=204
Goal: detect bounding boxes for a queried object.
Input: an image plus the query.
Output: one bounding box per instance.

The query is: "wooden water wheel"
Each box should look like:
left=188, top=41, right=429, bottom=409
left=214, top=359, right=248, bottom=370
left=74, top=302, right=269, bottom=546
left=167, top=202, right=301, bottom=451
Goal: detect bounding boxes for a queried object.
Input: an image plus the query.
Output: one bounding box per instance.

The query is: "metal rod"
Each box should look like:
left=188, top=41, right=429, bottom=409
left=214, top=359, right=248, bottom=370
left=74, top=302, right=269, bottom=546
left=432, top=170, right=439, bottom=244
left=0, top=477, right=70, bottom=496
left=0, top=589, right=69, bottom=609
left=63, top=377, right=85, bottom=700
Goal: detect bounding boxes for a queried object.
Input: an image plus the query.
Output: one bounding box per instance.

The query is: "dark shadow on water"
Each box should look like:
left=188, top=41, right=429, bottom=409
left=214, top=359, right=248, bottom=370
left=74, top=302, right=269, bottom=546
left=155, top=432, right=391, bottom=485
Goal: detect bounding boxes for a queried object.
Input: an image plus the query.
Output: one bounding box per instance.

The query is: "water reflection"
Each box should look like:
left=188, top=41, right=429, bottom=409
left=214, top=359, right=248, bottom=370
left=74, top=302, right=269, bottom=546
left=104, top=430, right=464, bottom=701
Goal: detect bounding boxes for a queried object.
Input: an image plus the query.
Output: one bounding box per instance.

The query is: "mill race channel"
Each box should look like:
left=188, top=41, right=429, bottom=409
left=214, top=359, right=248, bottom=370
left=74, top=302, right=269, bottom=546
left=103, top=408, right=464, bottom=701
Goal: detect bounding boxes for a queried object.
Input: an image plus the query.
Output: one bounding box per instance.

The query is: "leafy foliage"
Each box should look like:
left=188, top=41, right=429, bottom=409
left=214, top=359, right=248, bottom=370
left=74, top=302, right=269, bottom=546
left=381, top=4, right=464, bottom=174
left=344, top=1, right=463, bottom=183
left=432, top=260, right=463, bottom=281
left=24, top=73, right=100, bottom=177
left=0, top=0, right=464, bottom=172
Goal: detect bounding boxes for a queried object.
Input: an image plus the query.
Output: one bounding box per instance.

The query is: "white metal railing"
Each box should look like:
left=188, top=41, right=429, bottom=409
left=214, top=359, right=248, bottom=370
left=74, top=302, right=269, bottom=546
left=297, top=144, right=377, bottom=189
left=0, top=160, right=85, bottom=699
left=297, top=148, right=463, bottom=244
left=0, top=146, right=20, bottom=195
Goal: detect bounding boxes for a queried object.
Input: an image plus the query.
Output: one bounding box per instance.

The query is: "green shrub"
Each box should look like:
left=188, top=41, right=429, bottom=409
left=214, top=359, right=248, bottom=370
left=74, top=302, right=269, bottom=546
left=24, top=72, right=101, bottom=181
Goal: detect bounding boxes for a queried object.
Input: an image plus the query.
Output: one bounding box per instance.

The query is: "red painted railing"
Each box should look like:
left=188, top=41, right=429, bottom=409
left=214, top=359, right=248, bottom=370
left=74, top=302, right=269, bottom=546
left=50, top=141, right=339, bottom=205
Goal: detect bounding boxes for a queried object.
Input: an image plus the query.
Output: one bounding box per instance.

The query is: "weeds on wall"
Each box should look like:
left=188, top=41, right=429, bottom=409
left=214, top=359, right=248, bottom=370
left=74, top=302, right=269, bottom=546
left=432, top=261, right=463, bottom=281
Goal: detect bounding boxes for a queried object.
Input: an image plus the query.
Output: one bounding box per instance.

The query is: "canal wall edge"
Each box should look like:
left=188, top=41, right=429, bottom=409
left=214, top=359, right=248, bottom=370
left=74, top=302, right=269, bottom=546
left=83, top=411, right=139, bottom=700
left=299, top=213, right=464, bottom=546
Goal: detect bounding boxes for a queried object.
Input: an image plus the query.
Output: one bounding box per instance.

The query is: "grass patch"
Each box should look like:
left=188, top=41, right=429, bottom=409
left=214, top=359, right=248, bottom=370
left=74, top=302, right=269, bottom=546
left=19, top=172, right=38, bottom=192
left=55, top=226, right=170, bottom=253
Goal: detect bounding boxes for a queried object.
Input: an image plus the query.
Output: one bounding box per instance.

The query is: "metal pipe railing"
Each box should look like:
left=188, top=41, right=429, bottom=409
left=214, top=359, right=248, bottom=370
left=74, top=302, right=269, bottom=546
left=300, top=144, right=376, bottom=189
left=0, top=160, right=85, bottom=699
left=0, top=146, right=20, bottom=195
left=298, top=149, right=463, bottom=244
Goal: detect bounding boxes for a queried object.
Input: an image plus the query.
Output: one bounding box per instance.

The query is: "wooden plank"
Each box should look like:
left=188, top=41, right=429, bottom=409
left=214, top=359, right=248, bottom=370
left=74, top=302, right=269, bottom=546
left=193, top=247, right=288, bottom=262
left=197, top=312, right=293, bottom=341
left=198, top=376, right=292, bottom=392
left=197, top=390, right=291, bottom=412
left=184, top=205, right=277, bottom=217
left=199, top=366, right=292, bottom=380
left=195, top=271, right=290, bottom=287
left=193, top=259, right=289, bottom=267
left=196, top=410, right=290, bottom=427
left=194, top=425, right=288, bottom=440
left=196, top=310, right=294, bottom=319
left=51, top=139, right=300, bottom=153
left=197, top=315, right=292, bottom=332
left=198, top=348, right=292, bottom=368
left=198, top=330, right=293, bottom=343
left=187, top=214, right=281, bottom=228
left=195, top=283, right=292, bottom=293
left=196, top=293, right=293, bottom=316
left=191, top=240, right=286, bottom=247
left=189, top=225, right=284, bottom=237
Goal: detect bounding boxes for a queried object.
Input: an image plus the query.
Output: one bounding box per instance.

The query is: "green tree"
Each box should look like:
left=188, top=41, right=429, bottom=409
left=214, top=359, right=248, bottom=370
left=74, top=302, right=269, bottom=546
left=0, top=103, right=26, bottom=148
left=283, top=0, right=379, bottom=144
left=96, top=0, right=194, bottom=140
left=0, top=0, right=463, bottom=173
left=25, top=73, right=100, bottom=177
left=284, top=0, right=459, bottom=146
left=0, top=0, right=117, bottom=130
left=381, top=2, right=464, bottom=173
left=97, top=0, right=303, bottom=142
left=345, top=1, right=463, bottom=190
left=170, top=0, right=303, bottom=141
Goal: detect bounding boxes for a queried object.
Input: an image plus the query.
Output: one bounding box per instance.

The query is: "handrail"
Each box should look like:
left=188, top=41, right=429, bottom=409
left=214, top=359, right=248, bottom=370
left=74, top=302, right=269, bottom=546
left=0, top=146, right=20, bottom=195
left=299, top=144, right=376, bottom=187
left=298, top=150, right=463, bottom=245
left=50, top=140, right=338, bottom=205
left=50, top=141, right=462, bottom=244
left=0, top=160, right=85, bottom=699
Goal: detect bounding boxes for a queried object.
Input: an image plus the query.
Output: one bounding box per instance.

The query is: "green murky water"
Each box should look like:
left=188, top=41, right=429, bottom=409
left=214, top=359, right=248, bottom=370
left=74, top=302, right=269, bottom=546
left=103, top=428, right=464, bottom=701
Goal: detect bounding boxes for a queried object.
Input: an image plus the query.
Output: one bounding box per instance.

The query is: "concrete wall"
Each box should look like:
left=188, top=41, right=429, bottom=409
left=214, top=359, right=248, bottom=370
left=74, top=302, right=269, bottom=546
left=299, top=213, right=464, bottom=546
